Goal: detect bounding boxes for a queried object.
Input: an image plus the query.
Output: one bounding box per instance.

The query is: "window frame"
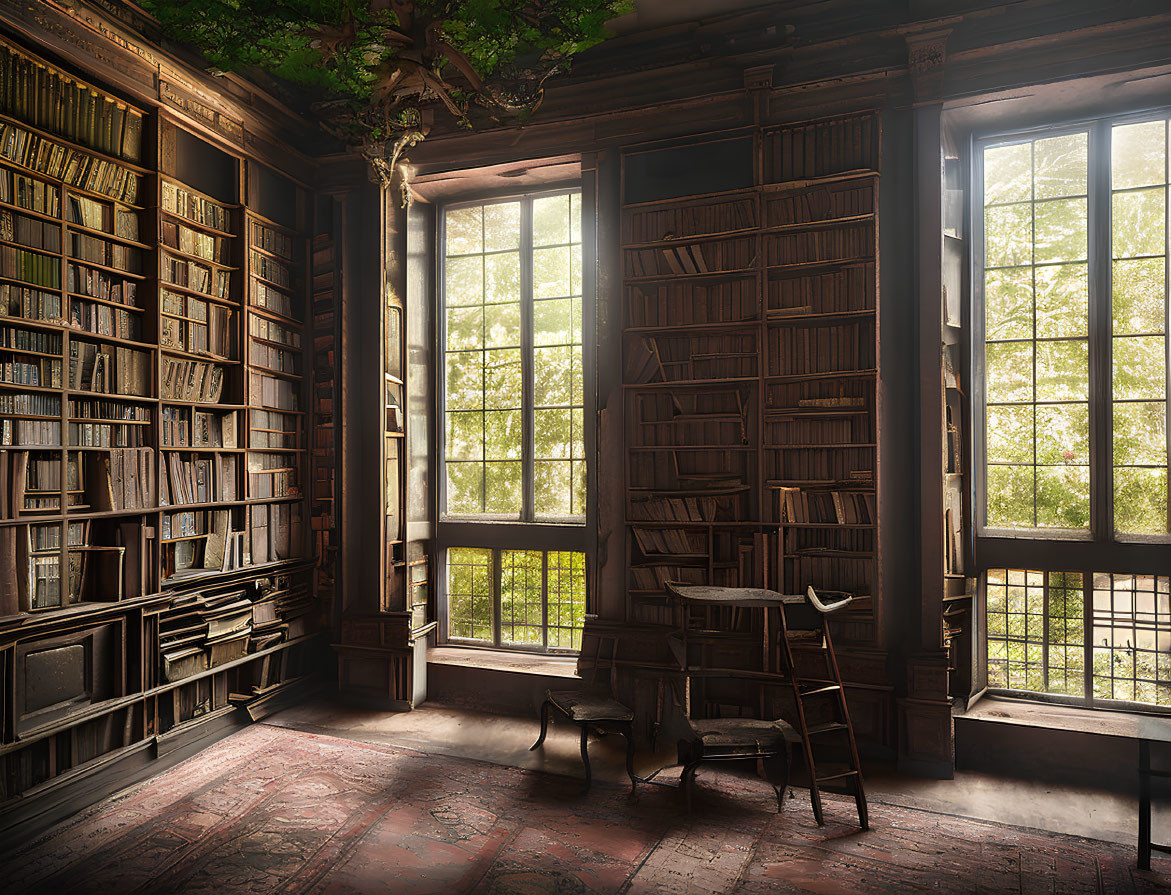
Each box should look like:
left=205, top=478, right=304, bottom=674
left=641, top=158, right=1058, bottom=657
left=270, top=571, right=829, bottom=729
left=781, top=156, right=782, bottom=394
left=972, top=108, right=1171, bottom=709
left=972, top=109, right=1171, bottom=577
left=434, top=179, right=597, bottom=653
left=445, top=546, right=587, bottom=653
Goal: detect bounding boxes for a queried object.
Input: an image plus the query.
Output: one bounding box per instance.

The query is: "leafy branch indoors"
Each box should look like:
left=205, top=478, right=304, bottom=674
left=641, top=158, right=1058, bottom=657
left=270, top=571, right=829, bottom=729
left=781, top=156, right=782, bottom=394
left=142, top=0, right=633, bottom=181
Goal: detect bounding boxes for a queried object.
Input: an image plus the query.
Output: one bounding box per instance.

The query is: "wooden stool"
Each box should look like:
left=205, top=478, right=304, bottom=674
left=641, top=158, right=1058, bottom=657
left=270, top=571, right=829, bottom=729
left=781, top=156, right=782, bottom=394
left=530, top=689, right=637, bottom=792
left=678, top=717, right=799, bottom=812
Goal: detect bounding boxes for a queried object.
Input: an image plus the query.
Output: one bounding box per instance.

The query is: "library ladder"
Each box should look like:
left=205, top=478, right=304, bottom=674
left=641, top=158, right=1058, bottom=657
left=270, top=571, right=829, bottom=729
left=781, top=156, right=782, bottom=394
left=778, top=586, right=869, bottom=829
left=667, top=583, right=868, bottom=829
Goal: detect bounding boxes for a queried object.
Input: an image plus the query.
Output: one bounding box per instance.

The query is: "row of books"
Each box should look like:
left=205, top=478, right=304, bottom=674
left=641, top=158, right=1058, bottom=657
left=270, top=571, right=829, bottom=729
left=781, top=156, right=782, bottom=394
left=86, top=447, right=156, bottom=510
left=765, top=221, right=874, bottom=267
left=250, top=251, right=293, bottom=288
left=161, top=407, right=237, bottom=449
left=0, top=167, right=58, bottom=216
left=68, top=397, right=150, bottom=421
left=0, top=40, right=145, bottom=163
left=777, top=487, right=876, bottom=525
left=250, top=410, right=298, bottom=450
left=161, top=219, right=228, bottom=264
left=161, top=358, right=226, bottom=404
left=626, top=279, right=758, bottom=329
left=0, top=353, right=59, bottom=387
left=626, top=235, right=755, bottom=278
left=1, top=244, right=59, bottom=288
left=247, top=453, right=298, bottom=498
left=248, top=372, right=299, bottom=411
left=765, top=180, right=874, bottom=228
left=162, top=300, right=234, bottom=359
left=769, top=261, right=876, bottom=317
left=767, top=449, right=874, bottom=486
left=68, top=420, right=146, bottom=447
left=71, top=298, right=142, bottom=341
left=0, top=323, right=59, bottom=353
left=249, top=501, right=302, bottom=566
left=762, top=113, right=879, bottom=184
left=0, top=122, right=140, bottom=203
left=249, top=341, right=300, bottom=375
left=10, top=452, right=79, bottom=514
left=0, top=391, right=58, bottom=415
left=67, top=193, right=139, bottom=241
left=162, top=253, right=230, bottom=299
left=623, top=194, right=756, bottom=245
left=69, top=231, right=142, bottom=273
left=68, top=342, right=150, bottom=396
left=632, top=527, right=707, bottom=555
left=251, top=280, right=296, bottom=319
left=1, top=417, right=59, bottom=444
left=162, top=509, right=245, bottom=581
left=68, top=262, right=140, bottom=305
left=765, top=320, right=874, bottom=377
left=250, top=220, right=295, bottom=261
left=160, top=587, right=254, bottom=681
left=0, top=208, right=60, bottom=252
left=648, top=332, right=759, bottom=382
left=628, top=493, right=728, bottom=522
left=764, top=415, right=871, bottom=447
left=249, top=315, right=302, bottom=349
left=0, top=283, right=60, bottom=320
left=160, top=452, right=238, bottom=506
left=159, top=577, right=312, bottom=683
left=162, top=180, right=230, bottom=232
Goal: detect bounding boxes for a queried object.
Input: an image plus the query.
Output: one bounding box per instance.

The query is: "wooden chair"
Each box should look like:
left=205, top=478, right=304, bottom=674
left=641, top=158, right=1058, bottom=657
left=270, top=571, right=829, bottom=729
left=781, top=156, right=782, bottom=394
left=529, top=632, right=638, bottom=792
left=679, top=716, right=801, bottom=812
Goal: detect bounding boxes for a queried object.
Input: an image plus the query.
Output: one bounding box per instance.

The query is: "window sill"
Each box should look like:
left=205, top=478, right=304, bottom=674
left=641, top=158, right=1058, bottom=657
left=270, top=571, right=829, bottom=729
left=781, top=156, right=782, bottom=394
left=959, top=694, right=1170, bottom=740
left=427, top=646, right=580, bottom=679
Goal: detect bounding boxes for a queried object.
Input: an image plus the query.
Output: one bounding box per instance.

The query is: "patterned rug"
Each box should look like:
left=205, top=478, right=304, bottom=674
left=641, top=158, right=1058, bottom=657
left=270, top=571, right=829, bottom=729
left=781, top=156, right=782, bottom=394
left=6, top=723, right=1170, bottom=894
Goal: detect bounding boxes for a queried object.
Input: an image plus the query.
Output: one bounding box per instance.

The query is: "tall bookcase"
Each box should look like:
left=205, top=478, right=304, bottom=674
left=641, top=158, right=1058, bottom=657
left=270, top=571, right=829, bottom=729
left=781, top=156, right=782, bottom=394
left=0, top=35, right=321, bottom=815
left=619, top=112, right=889, bottom=742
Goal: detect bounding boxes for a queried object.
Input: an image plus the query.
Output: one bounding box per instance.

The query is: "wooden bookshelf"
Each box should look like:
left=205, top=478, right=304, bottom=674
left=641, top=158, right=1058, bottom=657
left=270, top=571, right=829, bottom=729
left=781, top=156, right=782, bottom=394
left=0, top=33, right=321, bottom=815
left=619, top=111, right=881, bottom=650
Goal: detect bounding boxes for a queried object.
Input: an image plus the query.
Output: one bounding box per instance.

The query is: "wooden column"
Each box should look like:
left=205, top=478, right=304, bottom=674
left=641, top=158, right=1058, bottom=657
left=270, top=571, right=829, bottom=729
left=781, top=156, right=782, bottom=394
left=899, top=26, right=957, bottom=777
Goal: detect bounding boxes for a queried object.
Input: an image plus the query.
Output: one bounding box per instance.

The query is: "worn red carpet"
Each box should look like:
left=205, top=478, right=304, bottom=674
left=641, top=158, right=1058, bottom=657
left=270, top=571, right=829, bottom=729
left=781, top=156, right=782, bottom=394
left=6, top=723, right=1169, bottom=894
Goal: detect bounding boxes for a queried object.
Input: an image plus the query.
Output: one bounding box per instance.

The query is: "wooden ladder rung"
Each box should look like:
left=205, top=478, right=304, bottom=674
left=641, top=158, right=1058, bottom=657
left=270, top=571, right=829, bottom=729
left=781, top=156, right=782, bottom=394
left=816, top=769, right=860, bottom=783
left=798, top=682, right=840, bottom=697
left=805, top=721, right=848, bottom=736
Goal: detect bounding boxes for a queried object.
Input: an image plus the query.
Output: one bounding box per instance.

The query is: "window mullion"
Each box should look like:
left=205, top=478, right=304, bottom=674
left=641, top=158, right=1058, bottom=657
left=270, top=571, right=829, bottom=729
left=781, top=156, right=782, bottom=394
left=492, top=547, right=503, bottom=647
left=521, top=199, right=535, bottom=522
left=1088, top=119, right=1113, bottom=543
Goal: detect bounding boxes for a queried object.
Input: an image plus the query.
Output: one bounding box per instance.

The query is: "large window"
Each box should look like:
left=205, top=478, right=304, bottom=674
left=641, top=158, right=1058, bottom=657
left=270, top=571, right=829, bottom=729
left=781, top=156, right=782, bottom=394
left=977, top=113, right=1171, bottom=707
left=979, top=117, right=1168, bottom=538
left=442, top=191, right=585, bottom=521
left=438, top=188, right=589, bottom=652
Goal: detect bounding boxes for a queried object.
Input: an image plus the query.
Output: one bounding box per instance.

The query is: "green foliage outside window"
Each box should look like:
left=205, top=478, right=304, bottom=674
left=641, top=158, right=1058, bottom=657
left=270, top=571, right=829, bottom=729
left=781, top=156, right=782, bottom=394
left=447, top=547, right=585, bottom=650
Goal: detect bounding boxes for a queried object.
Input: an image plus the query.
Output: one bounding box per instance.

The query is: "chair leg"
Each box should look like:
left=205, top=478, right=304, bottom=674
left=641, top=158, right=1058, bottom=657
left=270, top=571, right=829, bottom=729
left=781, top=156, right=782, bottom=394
left=762, top=748, right=790, bottom=814
left=579, top=723, right=593, bottom=792
left=529, top=699, right=551, bottom=751
left=621, top=721, right=637, bottom=793
left=681, top=760, right=701, bottom=814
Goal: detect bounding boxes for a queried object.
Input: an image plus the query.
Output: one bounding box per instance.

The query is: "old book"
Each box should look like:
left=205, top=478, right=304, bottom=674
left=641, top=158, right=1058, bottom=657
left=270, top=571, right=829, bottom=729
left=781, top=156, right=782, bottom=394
left=162, top=645, right=206, bottom=682
left=208, top=631, right=249, bottom=667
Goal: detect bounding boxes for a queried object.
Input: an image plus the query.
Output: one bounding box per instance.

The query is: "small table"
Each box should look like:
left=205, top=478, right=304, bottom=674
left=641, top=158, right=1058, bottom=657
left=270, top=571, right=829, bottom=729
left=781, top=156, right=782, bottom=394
left=530, top=689, right=637, bottom=793
left=1138, top=716, right=1171, bottom=870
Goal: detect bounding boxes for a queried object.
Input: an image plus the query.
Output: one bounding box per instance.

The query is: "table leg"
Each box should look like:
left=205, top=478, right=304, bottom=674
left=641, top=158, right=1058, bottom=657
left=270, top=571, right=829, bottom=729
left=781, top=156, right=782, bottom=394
left=622, top=721, right=637, bottom=793
left=580, top=724, right=593, bottom=792
left=530, top=699, right=551, bottom=751
left=1140, top=739, right=1152, bottom=871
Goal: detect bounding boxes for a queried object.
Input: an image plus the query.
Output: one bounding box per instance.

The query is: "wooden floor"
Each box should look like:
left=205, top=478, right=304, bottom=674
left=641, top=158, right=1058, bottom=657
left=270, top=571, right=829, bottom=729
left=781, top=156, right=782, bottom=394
left=5, top=720, right=1170, bottom=894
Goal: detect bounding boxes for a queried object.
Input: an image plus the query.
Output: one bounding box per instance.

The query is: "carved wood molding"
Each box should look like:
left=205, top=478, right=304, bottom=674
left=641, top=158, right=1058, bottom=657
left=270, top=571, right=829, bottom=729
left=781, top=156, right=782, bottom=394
left=903, top=26, right=954, bottom=103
